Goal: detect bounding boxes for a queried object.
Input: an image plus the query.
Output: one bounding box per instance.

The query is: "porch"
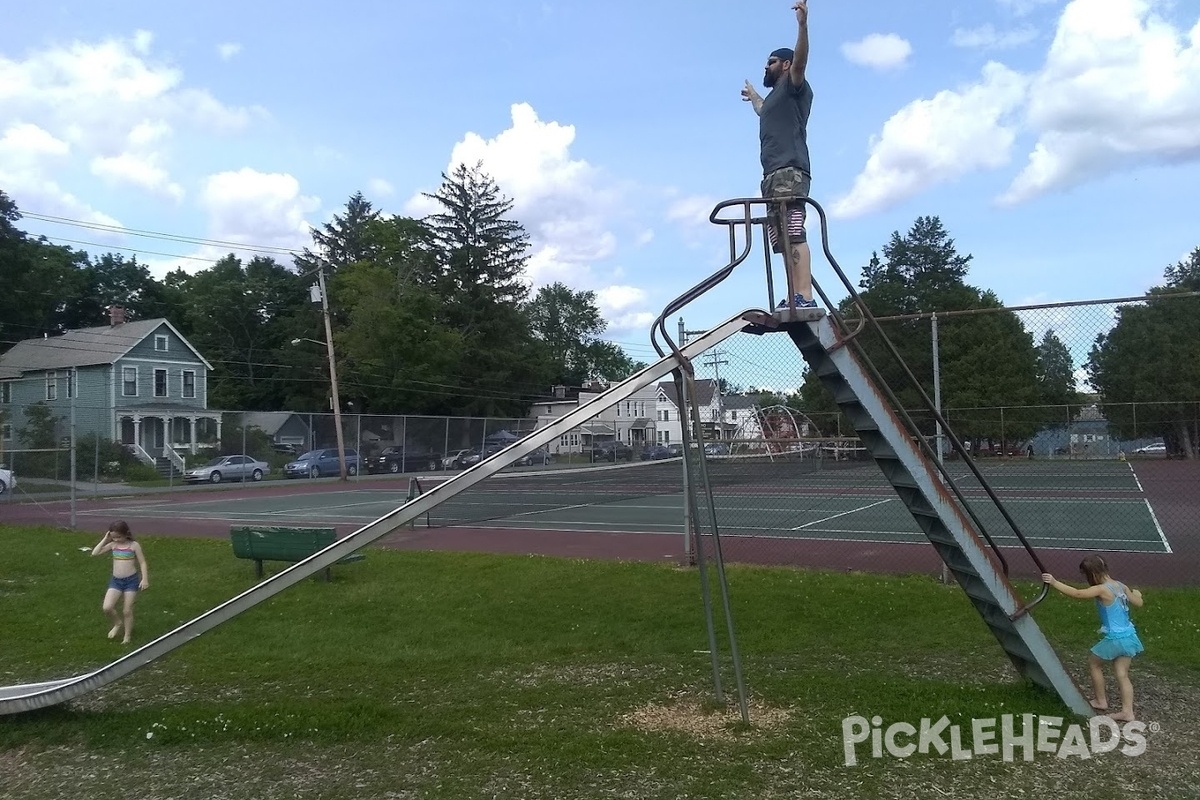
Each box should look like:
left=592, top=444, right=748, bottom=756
left=117, top=406, right=223, bottom=466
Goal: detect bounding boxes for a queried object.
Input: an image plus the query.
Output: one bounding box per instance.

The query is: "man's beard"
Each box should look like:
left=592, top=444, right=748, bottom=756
left=763, top=71, right=777, bottom=88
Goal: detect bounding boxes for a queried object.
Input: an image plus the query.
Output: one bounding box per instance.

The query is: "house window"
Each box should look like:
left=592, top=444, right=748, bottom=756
left=122, top=367, right=138, bottom=397
left=155, top=335, right=168, bottom=352
left=0, top=382, right=9, bottom=404
left=154, top=368, right=168, bottom=398
left=1, top=423, right=10, bottom=441
left=67, top=370, right=74, bottom=399
left=182, top=370, right=196, bottom=399
left=731, top=411, right=737, bottom=421
left=45, top=371, right=57, bottom=401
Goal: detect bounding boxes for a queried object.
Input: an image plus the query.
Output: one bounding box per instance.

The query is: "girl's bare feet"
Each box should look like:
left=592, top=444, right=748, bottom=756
left=108, top=624, right=122, bottom=639
left=1089, top=699, right=1109, bottom=712
left=122, top=635, right=132, bottom=645
left=1108, top=711, right=1136, bottom=723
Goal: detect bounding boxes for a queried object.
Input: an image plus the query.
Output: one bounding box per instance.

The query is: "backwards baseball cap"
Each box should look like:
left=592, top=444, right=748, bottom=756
left=770, top=47, right=795, bottom=62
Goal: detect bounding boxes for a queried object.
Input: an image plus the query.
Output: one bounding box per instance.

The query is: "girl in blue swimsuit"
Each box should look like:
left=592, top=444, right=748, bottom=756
left=91, top=520, right=150, bottom=644
left=1043, top=555, right=1145, bottom=722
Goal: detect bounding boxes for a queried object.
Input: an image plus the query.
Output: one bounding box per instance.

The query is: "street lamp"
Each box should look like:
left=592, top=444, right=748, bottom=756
left=291, top=264, right=348, bottom=481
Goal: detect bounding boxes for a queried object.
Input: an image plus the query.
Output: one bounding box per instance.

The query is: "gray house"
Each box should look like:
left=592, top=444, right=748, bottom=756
left=0, top=307, right=218, bottom=467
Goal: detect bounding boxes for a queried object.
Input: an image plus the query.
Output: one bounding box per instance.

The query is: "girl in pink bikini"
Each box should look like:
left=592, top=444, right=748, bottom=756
left=91, top=520, right=149, bottom=644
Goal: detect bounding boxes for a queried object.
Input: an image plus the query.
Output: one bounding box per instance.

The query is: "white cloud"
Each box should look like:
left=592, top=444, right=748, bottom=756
left=999, top=0, right=1200, bottom=205
left=0, top=122, right=121, bottom=226
left=190, top=168, right=319, bottom=272
left=90, top=152, right=184, bottom=202
left=952, top=24, right=1039, bottom=50
left=404, top=102, right=650, bottom=324
left=840, top=34, right=913, bottom=71
left=833, top=62, right=1029, bottom=218
left=666, top=195, right=719, bottom=229
left=367, top=177, right=394, bottom=197
left=999, top=0, right=1061, bottom=15
left=0, top=31, right=263, bottom=212
left=132, top=30, right=154, bottom=55
left=217, top=42, right=243, bottom=61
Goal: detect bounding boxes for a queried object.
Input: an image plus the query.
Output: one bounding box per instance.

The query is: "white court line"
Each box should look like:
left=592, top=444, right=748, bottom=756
left=448, top=523, right=1169, bottom=554
left=790, top=499, right=893, bottom=531
left=1127, top=461, right=1146, bottom=492
left=1144, top=499, right=1172, bottom=554
left=1124, top=461, right=1171, bottom=552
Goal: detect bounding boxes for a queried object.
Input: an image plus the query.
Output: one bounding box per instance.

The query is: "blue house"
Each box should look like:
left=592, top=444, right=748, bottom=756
left=0, top=306, right=219, bottom=470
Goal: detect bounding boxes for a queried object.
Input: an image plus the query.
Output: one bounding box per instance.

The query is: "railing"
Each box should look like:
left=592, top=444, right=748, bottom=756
left=700, top=195, right=1052, bottom=619
left=163, top=444, right=186, bottom=473
left=124, top=443, right=155, bottom=467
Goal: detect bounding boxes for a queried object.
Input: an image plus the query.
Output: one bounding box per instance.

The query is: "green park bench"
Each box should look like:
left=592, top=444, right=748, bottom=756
left=229, top=525, right=365, bottom=582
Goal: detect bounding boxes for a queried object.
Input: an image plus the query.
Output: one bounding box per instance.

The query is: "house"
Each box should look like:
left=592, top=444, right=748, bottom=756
left=527, top=382, right=658, bottom=455
left=0, top=306, right=216, bottom=469
left=655, top=379, right=722, bottom=444
left=242, top=412, right=313, bottom=452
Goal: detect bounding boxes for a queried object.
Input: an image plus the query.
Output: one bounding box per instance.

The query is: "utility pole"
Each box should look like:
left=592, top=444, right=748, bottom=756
left=315, top=264, right=348, bottom=481
left=682, top=325, right=710, bottom=439
left=703, top=350, right=730, bottom=440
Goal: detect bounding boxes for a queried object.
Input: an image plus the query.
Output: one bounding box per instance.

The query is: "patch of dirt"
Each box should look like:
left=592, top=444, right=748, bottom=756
left=616, top=691, right=793, bottom=741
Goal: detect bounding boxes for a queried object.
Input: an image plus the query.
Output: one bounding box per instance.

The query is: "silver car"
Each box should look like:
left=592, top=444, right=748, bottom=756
left=184, top=455, right=270, bottom=484
left=0, top=466, right=14, bottom=495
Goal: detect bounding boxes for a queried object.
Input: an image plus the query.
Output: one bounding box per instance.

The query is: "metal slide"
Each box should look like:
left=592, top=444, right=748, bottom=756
left=0, top=310, right=761, bottom=716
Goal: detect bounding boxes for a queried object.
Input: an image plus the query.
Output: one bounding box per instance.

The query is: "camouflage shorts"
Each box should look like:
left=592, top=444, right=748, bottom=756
left=760, top=167, right=811, bottom=253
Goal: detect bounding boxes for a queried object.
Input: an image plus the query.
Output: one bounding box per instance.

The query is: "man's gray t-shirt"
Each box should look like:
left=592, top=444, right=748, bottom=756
left=759, top=73, right=813, bottom=177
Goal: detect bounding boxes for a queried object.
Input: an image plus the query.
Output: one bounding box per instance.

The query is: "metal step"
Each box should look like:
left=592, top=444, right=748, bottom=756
left=785, top=314, right=1091, bottom=716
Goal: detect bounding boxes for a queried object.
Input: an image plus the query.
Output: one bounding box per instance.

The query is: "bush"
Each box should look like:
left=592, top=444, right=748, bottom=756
left=121, top=461, right=160, bottom=483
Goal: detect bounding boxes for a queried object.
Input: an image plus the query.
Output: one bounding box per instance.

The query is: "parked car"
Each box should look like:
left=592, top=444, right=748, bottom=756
left=460, top=444, right=506, bottom=469
left=515, top=447, right=554, bottom=466
left=366, top=447, right=442, bottom=474
left=666, top=443, right=685, bottom=458
left=283, top=448, right=359, bottom=478
left=1133, top=442, right=1166, bottom=455
left=704, top=442, right=731, bottom=456
left=586, top=442, right=634, bottom=462
left=442, top=449, right=473, bottom=470
left=0, top=466, right=14, bottom=495
left=641, top=445, right=671, bottom=460
left=184, top=455, right=270, bottom=484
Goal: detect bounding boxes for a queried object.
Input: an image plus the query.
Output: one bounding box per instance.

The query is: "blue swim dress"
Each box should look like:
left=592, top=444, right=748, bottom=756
left=1091, top=581, right=1144, bottom=661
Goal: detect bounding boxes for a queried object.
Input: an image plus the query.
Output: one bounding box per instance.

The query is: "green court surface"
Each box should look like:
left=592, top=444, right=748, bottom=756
left=81, top=458, right=1172, bottom=555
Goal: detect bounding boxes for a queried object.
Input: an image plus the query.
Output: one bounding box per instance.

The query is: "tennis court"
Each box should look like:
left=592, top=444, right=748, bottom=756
left=62, top=454, right=1173, bottom=556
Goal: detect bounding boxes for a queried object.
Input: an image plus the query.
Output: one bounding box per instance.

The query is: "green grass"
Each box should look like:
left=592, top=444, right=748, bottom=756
left=1, top=524, right=1198, bottom=800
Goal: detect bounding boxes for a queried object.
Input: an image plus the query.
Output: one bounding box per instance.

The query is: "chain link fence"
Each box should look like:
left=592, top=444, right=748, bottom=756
left=2, top=295, right=1196, bottom=586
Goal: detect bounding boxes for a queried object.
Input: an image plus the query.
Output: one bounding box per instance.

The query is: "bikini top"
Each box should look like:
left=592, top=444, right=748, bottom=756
left=112, top=544, right=136, bottom=561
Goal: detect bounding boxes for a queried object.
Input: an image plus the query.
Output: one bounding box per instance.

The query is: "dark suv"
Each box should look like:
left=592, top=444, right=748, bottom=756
left=589, top=442, right=634, bottom=462
left=366, top=447, right=441, bottom=474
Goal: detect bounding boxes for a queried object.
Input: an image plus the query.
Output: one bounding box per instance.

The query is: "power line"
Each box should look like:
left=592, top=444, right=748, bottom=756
left=22, top=211, right=302, bottom=257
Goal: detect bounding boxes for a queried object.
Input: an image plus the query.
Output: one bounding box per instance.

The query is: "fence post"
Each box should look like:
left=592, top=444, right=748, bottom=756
left=70, top=367, right=77, bottom=530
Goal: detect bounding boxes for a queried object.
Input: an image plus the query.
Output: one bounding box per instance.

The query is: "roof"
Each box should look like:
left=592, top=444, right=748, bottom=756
left=0, top=319, right=213, bottom=373
left=242, top=412, right=308, bottom=435
left=657, top=379, right=717, bottom=408
left=722, top=395, right=758, bottom=410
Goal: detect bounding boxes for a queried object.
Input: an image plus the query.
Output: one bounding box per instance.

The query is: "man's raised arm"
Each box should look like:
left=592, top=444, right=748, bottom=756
left=790, top=1, right=810, bottom=86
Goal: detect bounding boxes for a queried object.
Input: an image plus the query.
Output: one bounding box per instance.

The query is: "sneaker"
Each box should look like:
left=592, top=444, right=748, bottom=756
left=778, top=294, right=819, bottom=309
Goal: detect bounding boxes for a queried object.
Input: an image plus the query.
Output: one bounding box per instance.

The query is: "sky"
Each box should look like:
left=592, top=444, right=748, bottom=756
left=3, top=0, right=1200, bottom=374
